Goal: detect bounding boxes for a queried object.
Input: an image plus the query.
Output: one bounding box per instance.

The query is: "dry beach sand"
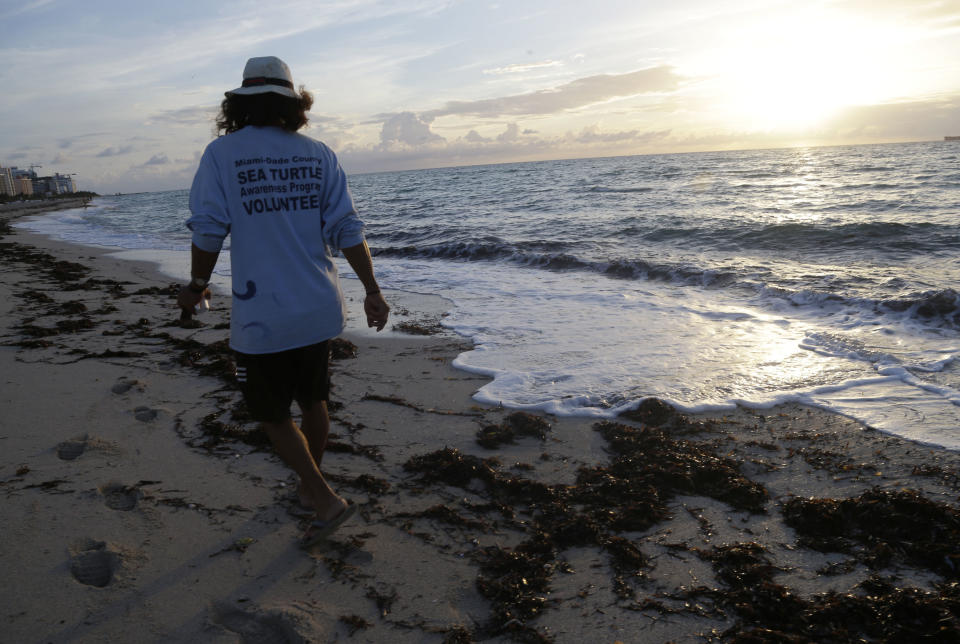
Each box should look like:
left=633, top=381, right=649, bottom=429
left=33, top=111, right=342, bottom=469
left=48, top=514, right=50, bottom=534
left=2, top=201, right=960, bottom=643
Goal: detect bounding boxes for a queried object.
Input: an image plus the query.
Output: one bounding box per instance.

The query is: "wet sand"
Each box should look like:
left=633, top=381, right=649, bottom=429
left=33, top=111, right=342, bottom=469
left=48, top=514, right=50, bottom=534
left=2, top=203, right=960, bottom=643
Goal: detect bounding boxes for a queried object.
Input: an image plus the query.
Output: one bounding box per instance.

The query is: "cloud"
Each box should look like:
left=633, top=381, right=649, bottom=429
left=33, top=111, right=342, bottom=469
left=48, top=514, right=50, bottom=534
left=0, top=0, right=54, bottom=19
left=423, top=66, right=682, bottom=119
left=96, top=145, right=134, bottom=158
left=14, top=1, right=458, bottom=101
left=820, top=95, right=960, bottom=140
left=138, top=153, right=170, bottom=167
left=483, top=60, right=564, bottom=75
left=50, top=152, right=70, bottom=164
left=340, top=121, right=680, bottom=174
left=302, top=114, right=356, bottom=149
left=56, top=133, right=107, bottom=150
left=147, top=105, right=217, bottom=127
left=379, top=112, right=446, bottom=147
left=573, top=125, right=671, bottom=144
left=455, top=123, right=529, bottom=146
left=497, top=123, right=520, bottom=143
left=645, top=94, right=960, bottom=153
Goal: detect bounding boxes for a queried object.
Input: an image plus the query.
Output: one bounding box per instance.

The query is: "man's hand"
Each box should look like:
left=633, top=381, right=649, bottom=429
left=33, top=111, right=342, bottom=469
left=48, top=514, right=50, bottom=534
left=177, top=284, right=211, bottom=316
left=364, top=292, right=390, bottom=331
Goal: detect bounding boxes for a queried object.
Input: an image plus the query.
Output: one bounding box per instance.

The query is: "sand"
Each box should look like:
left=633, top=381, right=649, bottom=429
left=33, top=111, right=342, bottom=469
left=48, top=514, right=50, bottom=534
left=2, top=200, right=960, bottom=643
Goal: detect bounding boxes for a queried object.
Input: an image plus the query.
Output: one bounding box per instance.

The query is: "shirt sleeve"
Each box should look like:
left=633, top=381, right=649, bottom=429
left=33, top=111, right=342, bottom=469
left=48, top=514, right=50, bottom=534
left=186, top=146, right=230, bottom=253
left=320, top=147, right=365, bottom=252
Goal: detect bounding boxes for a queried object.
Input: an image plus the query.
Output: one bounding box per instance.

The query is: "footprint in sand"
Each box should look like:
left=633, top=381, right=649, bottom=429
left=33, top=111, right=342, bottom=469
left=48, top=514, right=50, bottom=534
left=56, top=435, right=89, bottom=460
left=69, top=539, right=120, bottom=588
left=210, top=603, right=324, bottom=644
left=111, top=377, right=145, bottom=395
left=211, top=607, right=294, bottom=644
left=134, top=406, right=159, bottom=422
left=99, top=482, right=139, bottom=511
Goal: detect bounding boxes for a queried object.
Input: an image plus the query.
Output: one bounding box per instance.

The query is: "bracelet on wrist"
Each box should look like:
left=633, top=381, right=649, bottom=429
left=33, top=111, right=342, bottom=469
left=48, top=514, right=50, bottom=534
left=365, top=288, right=381, bottom=296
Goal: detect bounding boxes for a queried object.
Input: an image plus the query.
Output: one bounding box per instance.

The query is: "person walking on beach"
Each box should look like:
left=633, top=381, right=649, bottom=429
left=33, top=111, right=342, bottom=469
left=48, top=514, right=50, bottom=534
left=178, top=56, right=389, bottom=547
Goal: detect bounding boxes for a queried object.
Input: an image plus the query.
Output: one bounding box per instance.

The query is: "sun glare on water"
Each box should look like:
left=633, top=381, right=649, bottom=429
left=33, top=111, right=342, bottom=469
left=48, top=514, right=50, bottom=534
left=718, top=11, right=898, bottom=131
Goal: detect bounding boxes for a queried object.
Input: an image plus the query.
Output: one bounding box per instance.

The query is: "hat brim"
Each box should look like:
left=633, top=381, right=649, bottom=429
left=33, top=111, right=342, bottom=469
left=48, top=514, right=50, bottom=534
left=225, top=85, right=298, bottom=99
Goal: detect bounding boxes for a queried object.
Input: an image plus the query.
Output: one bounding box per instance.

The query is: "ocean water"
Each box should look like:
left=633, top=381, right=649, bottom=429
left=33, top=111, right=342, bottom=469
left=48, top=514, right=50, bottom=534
left=15, top=142, right=960, bottom=449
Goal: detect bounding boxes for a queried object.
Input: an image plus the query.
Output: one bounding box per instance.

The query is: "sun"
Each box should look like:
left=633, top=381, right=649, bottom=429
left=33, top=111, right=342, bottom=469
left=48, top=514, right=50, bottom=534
left=715, top=10, right=897, bottom=131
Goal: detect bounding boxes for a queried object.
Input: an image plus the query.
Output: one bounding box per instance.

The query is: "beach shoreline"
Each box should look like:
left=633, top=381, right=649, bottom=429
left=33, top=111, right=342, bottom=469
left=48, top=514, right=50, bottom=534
left=2, top=207, right=960, bottom=643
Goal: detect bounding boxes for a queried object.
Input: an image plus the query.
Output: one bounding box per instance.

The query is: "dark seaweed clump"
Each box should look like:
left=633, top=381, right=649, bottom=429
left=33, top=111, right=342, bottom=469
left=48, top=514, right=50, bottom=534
left=783, top=488, right=960, bottom=578
left=678, top=542, right=960, bottom=642
left=166, top=335, right=236, bottom=384
left=591, top=421, right=768, bottom=517
left=476, top=412, right=551, bottom=448
left=660, top=489, right=960, bottom=641
left=190, top=410, right=271, bottom=451
left=404, top=448, right=500, bottom=489
left=393, top=319, right=444, bottom=335
left=403, top=418, right=768, bottom=640
left=618, top=397, right=677, bottom=426
left=330, top=337, right=358, bottom=360
left=475, top=534, right=557, bottom=639
left=338, top=614, right=371, bottom=635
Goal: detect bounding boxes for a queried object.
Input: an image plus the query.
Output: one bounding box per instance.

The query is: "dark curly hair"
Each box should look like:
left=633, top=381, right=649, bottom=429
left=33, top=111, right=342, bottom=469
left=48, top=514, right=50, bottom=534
left=216, top=87, right=314, bottom=134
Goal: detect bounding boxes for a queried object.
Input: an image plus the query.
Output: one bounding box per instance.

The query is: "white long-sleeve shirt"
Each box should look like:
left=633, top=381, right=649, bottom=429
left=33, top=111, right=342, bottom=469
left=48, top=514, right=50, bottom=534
left=186, top=126, right=365, bottom=354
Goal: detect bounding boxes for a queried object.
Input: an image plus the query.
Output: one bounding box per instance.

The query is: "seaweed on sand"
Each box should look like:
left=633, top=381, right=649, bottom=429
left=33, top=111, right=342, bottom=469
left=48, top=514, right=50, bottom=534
left=330, top=337, right=358, bottom=360
left=678, top=544, right=960, bottom=642
left=655, top=488, right=960, bottom=641
left=618, top=397, right=678, bottom=426
left=156, top=334, right=236, bottom=384
left=402, top=417, right=769, bottom=639
left=393, top=319, right=445, bottom=335
left=192, top=410, right=271, bottom=451
left=476, top=412, right=551, bottom=449
left=404, top=448, right=499, bottom=488
left=338, top=614, right=371, bottom=635
left=330, top=473, right=391, bottom=496
left=475, top=533, right=556, bottom=624
left=782, top=488, right=960, bottom=578
left=591, top=421, right=769, bottom=515
left=0, top=241, right=94, bottom=286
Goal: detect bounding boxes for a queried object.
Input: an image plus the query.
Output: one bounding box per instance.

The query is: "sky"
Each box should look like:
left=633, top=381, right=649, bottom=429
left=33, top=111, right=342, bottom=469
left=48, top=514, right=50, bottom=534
left=2, top=0, right=959, bottom=194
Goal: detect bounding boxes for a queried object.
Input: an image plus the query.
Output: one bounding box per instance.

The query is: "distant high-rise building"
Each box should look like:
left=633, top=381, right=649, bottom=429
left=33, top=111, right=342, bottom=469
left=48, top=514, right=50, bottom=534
left=1, top=166, right=76, bottom=196
left=15, top=176, right=33, bottom=196
left=52, top=173, right=76, bottom=194
left=31, top=174, right=76, bottom=195
left=0, top=166, right=13, bottom=196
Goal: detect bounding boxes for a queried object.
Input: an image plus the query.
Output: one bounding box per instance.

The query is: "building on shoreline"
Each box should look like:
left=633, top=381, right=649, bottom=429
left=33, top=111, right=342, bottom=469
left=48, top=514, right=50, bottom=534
left=0, top=167, right=12, bottom=197
left=0, top=165, right=76, bottom=197
left=15, top=176, right=33, bottom=196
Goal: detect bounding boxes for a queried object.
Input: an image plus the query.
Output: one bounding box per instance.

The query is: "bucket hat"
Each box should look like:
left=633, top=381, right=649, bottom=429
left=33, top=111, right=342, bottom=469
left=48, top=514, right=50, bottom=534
left=226, top=56, right=298, bottom=98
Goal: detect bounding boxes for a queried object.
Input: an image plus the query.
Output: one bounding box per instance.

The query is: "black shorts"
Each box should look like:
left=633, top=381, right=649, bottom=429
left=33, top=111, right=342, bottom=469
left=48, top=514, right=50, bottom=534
left=234, top=341, right=330, bottom=423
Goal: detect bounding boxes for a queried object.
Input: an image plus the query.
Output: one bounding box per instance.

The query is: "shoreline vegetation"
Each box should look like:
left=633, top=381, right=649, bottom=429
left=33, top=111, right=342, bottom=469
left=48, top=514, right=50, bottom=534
left=2, top=205, right=960, bottom=642
left=0, top=193, right=97, bottom=216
